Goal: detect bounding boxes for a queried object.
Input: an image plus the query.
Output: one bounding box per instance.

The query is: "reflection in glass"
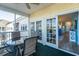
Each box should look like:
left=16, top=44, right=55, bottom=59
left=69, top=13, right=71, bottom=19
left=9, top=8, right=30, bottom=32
left=30, top=22, right=35, bottom=37
left=58, top=12, right=79, bottom=54
left=36, top=21, right=42, bottom=40
left=47, top=18, right=56, bottom=44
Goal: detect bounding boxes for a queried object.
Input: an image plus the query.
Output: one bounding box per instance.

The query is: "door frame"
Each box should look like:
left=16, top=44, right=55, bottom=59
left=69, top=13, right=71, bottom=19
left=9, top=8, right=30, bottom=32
left=45, top=10, right=79, bottom=55
left=45, top=16, right=58, bottom=48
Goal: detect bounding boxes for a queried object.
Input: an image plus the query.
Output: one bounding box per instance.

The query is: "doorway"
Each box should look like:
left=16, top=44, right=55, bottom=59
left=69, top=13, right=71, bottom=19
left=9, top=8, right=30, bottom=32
left=46, top=18, right=57, bottom=47
left=58, top=12, right=79, bottom=54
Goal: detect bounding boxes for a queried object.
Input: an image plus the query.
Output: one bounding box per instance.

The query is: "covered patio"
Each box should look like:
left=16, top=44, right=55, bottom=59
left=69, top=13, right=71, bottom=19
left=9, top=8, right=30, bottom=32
left=0, top=3, right=79, bottom=56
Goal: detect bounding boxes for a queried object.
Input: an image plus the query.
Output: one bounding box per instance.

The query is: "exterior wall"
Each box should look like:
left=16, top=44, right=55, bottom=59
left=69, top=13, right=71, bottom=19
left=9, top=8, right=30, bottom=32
left=30, top=3, right=79, bottom=20
left=30, top=3, right=79, bottom=55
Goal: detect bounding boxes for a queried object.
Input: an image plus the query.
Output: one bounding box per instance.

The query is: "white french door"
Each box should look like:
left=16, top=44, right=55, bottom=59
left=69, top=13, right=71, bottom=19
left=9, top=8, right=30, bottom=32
left=46, top=17, right=58, bottom=48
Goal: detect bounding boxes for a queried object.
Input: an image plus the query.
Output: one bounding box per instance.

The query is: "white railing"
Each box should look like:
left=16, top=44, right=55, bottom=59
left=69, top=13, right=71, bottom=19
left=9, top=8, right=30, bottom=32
left=0, top=31, right=28, bottom=47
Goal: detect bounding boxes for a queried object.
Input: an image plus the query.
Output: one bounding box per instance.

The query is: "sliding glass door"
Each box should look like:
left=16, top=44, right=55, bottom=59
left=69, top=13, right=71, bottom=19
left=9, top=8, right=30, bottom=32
left=58, top=12, right=79, bottom=54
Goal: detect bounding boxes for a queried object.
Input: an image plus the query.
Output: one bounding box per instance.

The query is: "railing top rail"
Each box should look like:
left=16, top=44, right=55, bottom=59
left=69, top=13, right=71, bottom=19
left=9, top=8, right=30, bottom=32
left=0, top=31, right=27, bottom=33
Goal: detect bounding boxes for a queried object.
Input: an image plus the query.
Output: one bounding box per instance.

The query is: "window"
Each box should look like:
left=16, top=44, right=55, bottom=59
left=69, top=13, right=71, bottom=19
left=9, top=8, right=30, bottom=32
left=36, top=21, right=42, bottom=40
left=0, top=10, right=29, bottom=44
left=15, top=14, right=28, bottom=31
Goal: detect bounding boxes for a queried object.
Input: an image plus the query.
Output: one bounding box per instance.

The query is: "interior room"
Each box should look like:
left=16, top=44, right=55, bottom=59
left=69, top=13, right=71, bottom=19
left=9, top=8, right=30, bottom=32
left=0, top=3, right=79, bottom=56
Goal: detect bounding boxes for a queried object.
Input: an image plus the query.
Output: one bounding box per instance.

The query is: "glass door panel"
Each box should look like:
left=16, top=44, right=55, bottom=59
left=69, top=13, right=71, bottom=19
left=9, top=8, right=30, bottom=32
left=30, top=22, right=35, bottom=37
left=47, top=18, right=56, bottom=44
left=58, top=12, right=79, bottom=54
left=36, top=21, right=42, bottom=40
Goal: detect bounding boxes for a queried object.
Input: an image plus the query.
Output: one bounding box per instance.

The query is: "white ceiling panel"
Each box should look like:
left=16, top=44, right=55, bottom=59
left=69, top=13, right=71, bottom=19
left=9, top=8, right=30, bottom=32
left=0, top=3, right=52, bottom=15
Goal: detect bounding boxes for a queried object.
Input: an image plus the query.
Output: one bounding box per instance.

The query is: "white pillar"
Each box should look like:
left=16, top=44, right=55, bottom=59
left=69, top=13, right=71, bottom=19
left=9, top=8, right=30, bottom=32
left=56, top=16, right=59, bottom=48
left=42, top=19, right=47, bottom=45
left=28, top=15, right=31, bottom=37
left=14, top=13, right=16, bottom=31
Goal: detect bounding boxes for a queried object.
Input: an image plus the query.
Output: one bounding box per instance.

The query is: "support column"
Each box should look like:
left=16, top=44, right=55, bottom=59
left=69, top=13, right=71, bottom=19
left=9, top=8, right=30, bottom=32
left=56, top=16, right=59, bottom=48
left=77, top=12, right=79, bottom=45
left=14, top=13, right=16, bottom=31
left=28, top=15, right=31, bottom=37
left=42, top=19, right=47, bottom=45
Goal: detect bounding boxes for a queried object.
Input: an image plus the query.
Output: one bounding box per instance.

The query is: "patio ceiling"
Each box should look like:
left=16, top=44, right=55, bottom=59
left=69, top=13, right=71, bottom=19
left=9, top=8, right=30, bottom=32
left=0, top=3, right=53, bottom=27
left=0, top=3, right=53, bottom=16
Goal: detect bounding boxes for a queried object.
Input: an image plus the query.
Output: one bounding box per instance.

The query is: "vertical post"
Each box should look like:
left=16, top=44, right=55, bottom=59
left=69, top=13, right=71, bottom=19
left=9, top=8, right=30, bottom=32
left=77, top=12, right=79, bottom=45
left=28, top=15, right=31, bottom=37
left=42, top=19, right=47, bottom=45
left=14, top=13, right=16, bottom=31
left=56, top=16, right=59, bottom=48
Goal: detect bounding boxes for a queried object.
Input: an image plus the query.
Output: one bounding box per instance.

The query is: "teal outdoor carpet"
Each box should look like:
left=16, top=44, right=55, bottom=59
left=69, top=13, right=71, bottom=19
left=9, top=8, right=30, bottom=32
left=32, top=43, right=74, bottom=56
left=4, top=43, right=74, bottom=56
